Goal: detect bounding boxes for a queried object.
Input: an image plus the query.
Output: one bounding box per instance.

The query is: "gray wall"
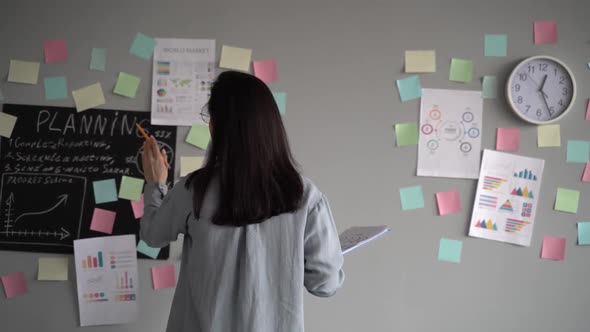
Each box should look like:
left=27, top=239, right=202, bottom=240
left=1, top=0, right=590, bottom=331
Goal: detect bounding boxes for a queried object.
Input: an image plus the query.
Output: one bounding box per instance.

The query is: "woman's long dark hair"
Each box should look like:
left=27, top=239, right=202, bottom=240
left=185, top=71, right=303, bottom=226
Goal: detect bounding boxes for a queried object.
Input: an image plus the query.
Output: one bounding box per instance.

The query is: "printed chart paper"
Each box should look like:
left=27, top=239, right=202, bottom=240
left=151, top=38, right=216, bottom=126
left=417, top=88, right=483, bottom=179
left=469, top=150, right=545, bottom=246
left=74, top=235, right=138, bottom=326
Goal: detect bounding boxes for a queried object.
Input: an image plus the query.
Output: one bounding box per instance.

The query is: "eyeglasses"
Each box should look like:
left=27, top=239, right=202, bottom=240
left=200, top=107, right=210, bottom=124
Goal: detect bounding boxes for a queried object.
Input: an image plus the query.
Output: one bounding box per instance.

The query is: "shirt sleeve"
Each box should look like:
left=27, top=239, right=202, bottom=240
left=303, top=194, right=345, bottom=297
left=140, top=177, right=192, bottom=248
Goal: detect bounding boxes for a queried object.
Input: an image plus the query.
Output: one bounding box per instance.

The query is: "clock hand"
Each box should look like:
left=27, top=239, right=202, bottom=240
left=539, top=75, right=548, bottom=93
left=539, top=90, right=552, bottom=117
left=526, top=75, right=549, bottom=98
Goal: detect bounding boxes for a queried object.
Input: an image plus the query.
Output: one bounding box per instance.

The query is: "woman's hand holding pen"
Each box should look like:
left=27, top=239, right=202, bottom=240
left=142, top=135, right=169, bottom=185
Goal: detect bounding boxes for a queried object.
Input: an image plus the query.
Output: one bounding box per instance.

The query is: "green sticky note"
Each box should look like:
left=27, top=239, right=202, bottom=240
left=396, top=75, right=422, bottom=102
left=399, top=185, right=424, bottom=210
left=555, top=188, right=580, bottom=213
left=578, top=222, right=590, bottom=245
left=186, top=123, right=211, bottom=150
left=482, top=76, right=497, bottom=99
left=44, top=76, right=68, bottom=100
left=129, top=32, right=157, bottom=60
left=394, top=122, right=419, bottom=146
left=537, top=124, right=561, bottom=147
left=137, top=240, right=161, bottom=259
left=119, top=176, right=144, bottom=201
left=93, top=179, right=118, bottom=204
left=438, top=238, right=463, bottom=263
left=90, top=48, right=106, bottom=71
left=484, top=34, right=507, bottom=57
left=272, top=92, right=286, bottom=115
left=449, top=58, right=473, bottom=83
left=114, top=72, right=141, bottom=98
left=38, top=257, right=68, bottom=281
left=0, top=112, right=18, bottom=138
left=566, top=140, right=590, bottom=163
left=8, top=60, right=40, bottom=85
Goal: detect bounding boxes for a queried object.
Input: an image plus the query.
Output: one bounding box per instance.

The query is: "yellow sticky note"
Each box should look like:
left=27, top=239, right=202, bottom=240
left=38, top=257, right=68, bottom=281
left=219, top=45, right=252, bottom=72
left=0, top=113, right=18, bottom=138
left=72, top=83, right=106, bottom=112
left=8, top=60, right=40, bottom=84
left=180, top=156, right=205, bottom=177
left=186, top=123, right=211, bottom=150
left=537, top=124, right=561, bottom=147
left=405, top=50, right=436, bottom=73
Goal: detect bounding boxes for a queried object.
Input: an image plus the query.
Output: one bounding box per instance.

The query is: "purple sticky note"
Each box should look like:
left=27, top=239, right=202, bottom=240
left=44, top=39, right=67, bottom=63
left=1, top=272, right=28, bottom=298
left=435, top=190, right=462, bottom=215
left=151, top=264, right=176, bottom=290
left=253, top=59, right=278, bottom=83
left=582, top=162, right=590, bottom=183
left=90, top=208, right=116, bottom=234
left=131, top=194, right=144, bottom=219
left=496, top=128, right=520, bottom=152
left=541, top=236, right=566, bottom=261
left=534, top=21, right=558, bottom=44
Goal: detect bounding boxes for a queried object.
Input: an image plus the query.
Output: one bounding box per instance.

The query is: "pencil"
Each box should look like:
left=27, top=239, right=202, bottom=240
left=136, top=123, right=150, bottom=141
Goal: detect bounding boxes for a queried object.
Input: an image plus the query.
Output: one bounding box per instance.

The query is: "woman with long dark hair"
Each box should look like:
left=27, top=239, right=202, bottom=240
left=140, top=70, right=344, bottom=331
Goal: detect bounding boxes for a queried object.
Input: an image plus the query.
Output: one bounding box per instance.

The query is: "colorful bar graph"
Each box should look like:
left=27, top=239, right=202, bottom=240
left=98, top=251, right=103, bottom=267
left=81, top=251, right=104, bottom=269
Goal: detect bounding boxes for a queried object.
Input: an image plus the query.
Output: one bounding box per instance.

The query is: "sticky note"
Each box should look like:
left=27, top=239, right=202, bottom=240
left=566, top=140, right=590, bottom=163
left=219, top=45, right=252, bottom=72
left=253, top=59, right=278, bottom=82
left=130, top=32, right=157, bottom=60
left=541, top=236, right=565, bottom=260
left=72, top=83, right=106, bottom=112
left=438, top=238, right=463, bottom=264
left=131, top=194, right=144, bottom=219
left=44, top=39, right=67, bottom=63
left=92, top=179, right=118, bottom=204
left=119, top=176, right=144, bottom=201
left=555, top=188, right=580, bottom=213
left=482, top=76, right=497, bottom=99
left=534, top=21, right=558, bottom=44
left=537, top=124, right=561, bottom=147
left=396, top=75, right=422, bottom=102
left=404, top=50, right=436, bottom=73
left=399, top=185, right=424, bottom=210
left=449, top=58, right=473, bottom=83
left=0, top=113, right=18, bottom=138
left=38, top=257, right=68, bottom=281
left=186, top=123, right=211, bottom=150
left=137, top=240, right=161, bottom=259
left=44, top=76, right=68, bottom=100
left=1, top=272, right=28, bottom=298
left=496, top=128, right=520, bottom=152
left=90, top=48, right=106, bottom=71
left=8, top=60, right=40, bottom=85
left=272, top=92, right=287, bottom=115
left=484, top=34, right=507, bottom=57
left=180, top=156, right=205, bottom=177
left=90, top=208, right=116, bottom=234
left=151, top=264, right=176, bottom=289
left=0, top=87, right=4, bottom=101
left=435, top=190, right=462, bottom=215
left=394, top=122, right=419, bottom=146
left=586, top=99, right=590, bottom=121
left=582, top=162, right=590, bottom=183
left=113, top=72, right=141, bottom=98
left=577, top=222, right=590, bottom=245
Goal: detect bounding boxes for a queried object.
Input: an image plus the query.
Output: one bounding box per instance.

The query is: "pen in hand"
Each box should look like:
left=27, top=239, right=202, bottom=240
left=136, top=123, right=171, bottom=170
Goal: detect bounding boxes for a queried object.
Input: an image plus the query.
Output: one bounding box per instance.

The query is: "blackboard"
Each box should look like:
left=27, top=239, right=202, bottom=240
left=0, top=104, right=176, bottom=259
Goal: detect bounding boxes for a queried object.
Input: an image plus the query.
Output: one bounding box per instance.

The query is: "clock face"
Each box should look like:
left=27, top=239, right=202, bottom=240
left=508, top=56, right=575, bottom=123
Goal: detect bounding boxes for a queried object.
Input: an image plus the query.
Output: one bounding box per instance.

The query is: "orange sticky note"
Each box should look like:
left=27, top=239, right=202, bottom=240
left=44, top=39, right=67, bottom=63
left=496, top=128, right=520, bottom=152
left=90, top=208, right=116, bottom=234
left=534, top=21, right=558, bottom=44
left=131, top=194, right=144, bottom=219
left=151, top=264, right=176, bottom=290
left=1, top=272, right=28, bottom=298
left=582, top=162, right=590, bottom=183
left=541, top=236, right=566, bottom=261
left=253, top=59, right=278, bottom=83
left=435, top=190, right=462, bottom=215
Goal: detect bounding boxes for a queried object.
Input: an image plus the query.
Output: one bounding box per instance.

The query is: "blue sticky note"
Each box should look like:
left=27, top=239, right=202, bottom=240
left=484, top=34, right=507, bottom=57
left=93, top=179, right=118, bottom=204
left=399, top=185, right=424, bottom=210
left=272, top=92, right=286, bottom=115
left=129, top=32, right=157, bottom=60
left=438, top=238, right=463, bottom=263
left=44, top=76, right=68, bottom=100
left=137, top=240, right=161, bottom=259
left=396, top=75, right=422, bottom=102
left=90, top=48, right=106, bottom=71
left=566, top=140, right=590, bottom=163
left=482, top=76, right=497, bottom=99
left=578, top=222, right=590, bottom=245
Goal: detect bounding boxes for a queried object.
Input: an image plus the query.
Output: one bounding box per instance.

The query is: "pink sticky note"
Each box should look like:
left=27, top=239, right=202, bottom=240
left=151, top=264, right=176, bottom=290
left=131, top=194, right=144, bottom=219
left=252, top=59, right=278, bottom=83
left=1, top=272, right=28, bottom=298
left=541, top=236, right=566, bottom=260
left=44, top=39, right=67, bottom=63
left=496, top=128, right=520, bottom=152
left=582, top=162, right=590, bottom=183
left=435, top=190, right=462, bottom=215
left=90, top=208, right=116, bottom=234
left=534, top=21, right=558, bottom=44
left=585, top=99, right=590, bottom=121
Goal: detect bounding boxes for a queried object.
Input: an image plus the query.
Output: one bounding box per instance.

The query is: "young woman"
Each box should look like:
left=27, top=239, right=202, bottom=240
left=140, top=70, right=344, bottom=331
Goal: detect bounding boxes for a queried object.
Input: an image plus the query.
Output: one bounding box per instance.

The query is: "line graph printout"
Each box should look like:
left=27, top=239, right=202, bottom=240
left=469, top=150, right=545, bottom=246
left=417, top=88, right=483, bottom=179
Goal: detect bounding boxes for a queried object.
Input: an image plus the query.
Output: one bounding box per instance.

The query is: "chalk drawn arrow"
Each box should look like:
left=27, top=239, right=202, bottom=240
left=1, top=227, right=71, bottom=240
left=14, top=194, right=68, bottom=223
left=59, top=227, right=70, bottom=240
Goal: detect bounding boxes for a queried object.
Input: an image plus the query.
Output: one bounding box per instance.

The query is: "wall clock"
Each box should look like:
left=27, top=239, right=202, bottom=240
left=506, top=55, right=576, bottom=124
